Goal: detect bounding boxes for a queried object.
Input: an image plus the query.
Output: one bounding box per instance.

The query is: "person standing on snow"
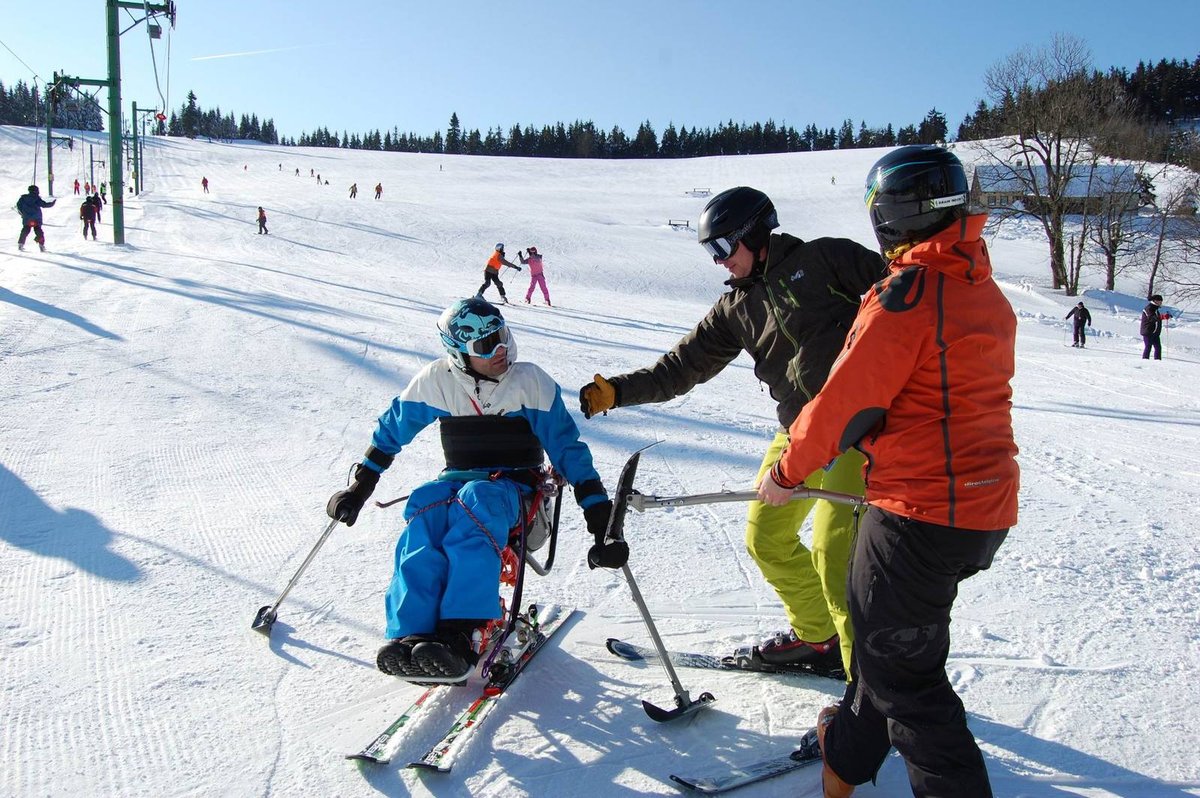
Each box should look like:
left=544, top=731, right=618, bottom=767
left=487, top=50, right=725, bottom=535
left=349, top=183, right=358, bottom=199
left=324, top=297, right=622, bottom=682
left=374, top=182, right=383, bottom=199
left=478, top=243, right=521, bottom=304
left=16, top=185, right=56, bottom=252
left=1065, top=301, right=1092, bottom=347
left=1140, top=294, right=1169, bottom=360
left=578, top=186, right=885, bottom=678
left=90, top=193, right=103, bottom=225
left=257, top=207, right=269, bottom=235
left=80, top=196, right=98, bottom=240
left=759, top=145, right=1018, bottom=798
left=73, top=179, right=81, bottom=195
left=519, top=246, right=552, bottom=305
left=201, top=176, right=209, bottom=194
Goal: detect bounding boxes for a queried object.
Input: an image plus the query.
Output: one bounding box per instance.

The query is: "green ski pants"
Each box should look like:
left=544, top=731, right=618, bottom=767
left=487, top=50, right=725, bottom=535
left=746, top=430, right=864, bottom=673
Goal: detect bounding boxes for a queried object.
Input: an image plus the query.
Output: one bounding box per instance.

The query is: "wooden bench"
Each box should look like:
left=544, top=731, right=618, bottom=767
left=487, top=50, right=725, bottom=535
left=668, top=219, right=692, bottom=230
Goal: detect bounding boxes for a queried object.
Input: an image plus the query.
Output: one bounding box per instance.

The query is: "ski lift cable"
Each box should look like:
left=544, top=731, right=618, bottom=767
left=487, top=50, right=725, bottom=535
left=0, top=34, right=43, bottom=84
left=164, top=23, right=172, bottom=119
left=144, top=1, right=169, bottom=112
left=0, top=35, right=48, bottom=178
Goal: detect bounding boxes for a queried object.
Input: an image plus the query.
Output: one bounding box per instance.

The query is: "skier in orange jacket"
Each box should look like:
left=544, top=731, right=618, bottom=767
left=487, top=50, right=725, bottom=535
left=759, top=145, right=1018, bottom=798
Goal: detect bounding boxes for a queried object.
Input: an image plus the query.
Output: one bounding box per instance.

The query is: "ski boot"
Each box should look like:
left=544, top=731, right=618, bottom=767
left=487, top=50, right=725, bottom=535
left=757, top=630, right=844, bottom=677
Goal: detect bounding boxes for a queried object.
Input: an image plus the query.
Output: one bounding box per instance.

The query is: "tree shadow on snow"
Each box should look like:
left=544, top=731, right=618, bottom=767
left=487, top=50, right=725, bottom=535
left=0, top=285, right=124, bottom=342
left=0, top=463, right=140, bottom=582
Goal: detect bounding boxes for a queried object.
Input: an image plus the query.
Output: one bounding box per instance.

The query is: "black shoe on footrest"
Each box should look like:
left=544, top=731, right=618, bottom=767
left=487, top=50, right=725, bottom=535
left=377, top=635, right=433, bottom=677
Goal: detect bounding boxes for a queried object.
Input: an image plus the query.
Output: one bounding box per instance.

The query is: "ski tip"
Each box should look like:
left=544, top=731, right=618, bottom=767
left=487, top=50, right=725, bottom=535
left=668, top=774, right=720, bottom=793
left=407, top=761, right=450, bottom=773
left=345, top=753, right=388, bottom=764
left=605, top=638, right=646, bottom=660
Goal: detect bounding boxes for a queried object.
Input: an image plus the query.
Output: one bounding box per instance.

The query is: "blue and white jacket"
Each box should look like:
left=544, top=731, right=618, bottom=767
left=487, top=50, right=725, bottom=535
left=363, top=357, right=608, bottom=509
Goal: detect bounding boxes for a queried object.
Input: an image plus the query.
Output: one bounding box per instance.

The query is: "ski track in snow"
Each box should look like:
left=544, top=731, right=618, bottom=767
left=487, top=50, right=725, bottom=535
left=2, top=127, right=1199, bottom=797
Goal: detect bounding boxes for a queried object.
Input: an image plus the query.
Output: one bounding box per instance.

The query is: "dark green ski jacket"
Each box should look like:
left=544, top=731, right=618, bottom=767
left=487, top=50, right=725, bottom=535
left=609, top=232, right=885, bottom=428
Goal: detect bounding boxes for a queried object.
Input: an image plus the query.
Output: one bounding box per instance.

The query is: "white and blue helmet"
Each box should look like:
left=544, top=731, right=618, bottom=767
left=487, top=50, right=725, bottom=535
left=437, top=297, right=516, bottom=371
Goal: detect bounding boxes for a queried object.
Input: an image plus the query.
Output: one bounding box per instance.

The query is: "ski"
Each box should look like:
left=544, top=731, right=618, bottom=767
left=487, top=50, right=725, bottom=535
left=606, top=637, right=845, bottom=680
left=344, top=685, right=444, bottom=763
left=670, top=727, right=822, bottom=794
left=406, top=604, right=575, bottom=773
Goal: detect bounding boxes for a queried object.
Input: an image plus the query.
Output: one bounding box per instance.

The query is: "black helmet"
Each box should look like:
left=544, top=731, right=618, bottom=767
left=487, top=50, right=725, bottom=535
left=864, top=145, right=969, bottom=255
left=697, top=186, right=779, bottom=260
left=28, top=185, right=39, bottom=194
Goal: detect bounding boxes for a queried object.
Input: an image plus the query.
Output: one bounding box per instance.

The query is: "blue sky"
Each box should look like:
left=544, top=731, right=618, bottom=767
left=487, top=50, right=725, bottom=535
left=3, top=1, right=1198, bottom=142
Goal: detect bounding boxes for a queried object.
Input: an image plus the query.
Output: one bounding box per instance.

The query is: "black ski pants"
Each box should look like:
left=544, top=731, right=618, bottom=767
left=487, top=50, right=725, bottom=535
left=477, top=268, right=506, bottom=300
left=1142, top=333, right=1161, bottom=360
left=823, top=506, right=1007, bottom=798
left=18, top=220, right=44, bottom=246
left=1072, top=322, right=1086, bottom=346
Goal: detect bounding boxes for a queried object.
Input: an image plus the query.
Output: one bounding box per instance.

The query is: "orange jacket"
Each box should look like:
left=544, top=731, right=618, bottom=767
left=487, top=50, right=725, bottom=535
left=774, top=214, right=1019, bottom=530
left=486, top=251, right=505, bottom=272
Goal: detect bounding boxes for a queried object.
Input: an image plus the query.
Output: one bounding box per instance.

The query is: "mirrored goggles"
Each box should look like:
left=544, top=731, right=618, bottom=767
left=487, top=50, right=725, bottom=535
left=466, top=327, right=511, bottom=359
left=701, top=235, right=740, bottom=261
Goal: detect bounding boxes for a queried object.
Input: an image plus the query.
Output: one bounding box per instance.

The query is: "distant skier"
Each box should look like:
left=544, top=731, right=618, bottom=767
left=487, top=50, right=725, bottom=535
left=73, top=179, right=81, bottom=195
left=1140, top=294, right=1170, bottom=360
left=16, top=185, right=56, bottom=252
left=80, top=196, right=98, bottom=240
left=1065, top=301, right=1092, bottom=347
left=99, top=182, right=106, bottom=203
left=90, top=193, right=103, bottom=224
left=257, top=207, right=269, bottom=235
left=349, top=183, right=358, bottom=199
left=519, top=246, right=551, bottom=305
left=478, top=243, right=521, bottom=304
left=374, top=183, right=383, bottom=200
left=201, top=176, right=209, bottom=194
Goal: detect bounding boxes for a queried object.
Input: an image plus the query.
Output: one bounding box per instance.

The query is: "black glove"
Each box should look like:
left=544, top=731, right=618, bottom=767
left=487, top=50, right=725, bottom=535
left=584, top=500, right=628, bottom=569
left=326, top=464, right=380, bottom=526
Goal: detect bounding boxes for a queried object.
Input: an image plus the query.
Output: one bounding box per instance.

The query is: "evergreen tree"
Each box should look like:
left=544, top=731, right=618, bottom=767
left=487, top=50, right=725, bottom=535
left=446, top=112, right=462, bottom=154
left=838, top=119, right=856, bottom=149
left=181, top=90, right=199, bottom=138
left=917, top=107, right=948, bottom=144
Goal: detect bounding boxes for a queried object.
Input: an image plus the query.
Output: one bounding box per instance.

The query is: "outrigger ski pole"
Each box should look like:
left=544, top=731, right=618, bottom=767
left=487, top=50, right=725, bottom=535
left=251, top=517, right=340, bottom=636
left=252, top=492, right=412, bottom=636
left=606, top=444, right=715, bottom=722
left=606, top=445, right=865, bottom=720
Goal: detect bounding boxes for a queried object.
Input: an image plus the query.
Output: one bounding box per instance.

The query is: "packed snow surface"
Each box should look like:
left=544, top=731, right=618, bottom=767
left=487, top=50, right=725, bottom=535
left=2, top=127, right=1198, bottom=797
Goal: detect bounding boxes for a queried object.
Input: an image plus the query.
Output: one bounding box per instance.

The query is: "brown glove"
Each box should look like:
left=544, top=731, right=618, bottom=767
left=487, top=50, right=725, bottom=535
left=579, top=374, right=617, bottom=419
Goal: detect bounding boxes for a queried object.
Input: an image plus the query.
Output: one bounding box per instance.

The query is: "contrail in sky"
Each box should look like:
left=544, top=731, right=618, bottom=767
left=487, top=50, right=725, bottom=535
left=192, top=45, right=314, bottom=61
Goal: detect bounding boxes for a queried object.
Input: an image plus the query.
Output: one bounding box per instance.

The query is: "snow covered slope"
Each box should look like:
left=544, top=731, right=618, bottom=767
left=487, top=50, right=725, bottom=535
left=2, top=127, right=1197, bottom=797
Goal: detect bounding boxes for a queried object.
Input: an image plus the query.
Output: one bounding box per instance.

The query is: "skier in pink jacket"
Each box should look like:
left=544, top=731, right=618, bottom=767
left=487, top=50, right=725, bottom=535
left=519, top=246, right=551, bottom=306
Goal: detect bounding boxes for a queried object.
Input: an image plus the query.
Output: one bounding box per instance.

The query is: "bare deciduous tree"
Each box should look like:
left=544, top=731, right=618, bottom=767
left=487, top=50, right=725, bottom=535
left=980, top=34, right=1131, bottom=292
left=1147, top=175, right=1200, bottom=301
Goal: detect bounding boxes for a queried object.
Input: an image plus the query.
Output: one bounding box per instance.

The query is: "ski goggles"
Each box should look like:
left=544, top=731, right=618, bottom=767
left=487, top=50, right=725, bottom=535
left=701, top=234, right=741, bottom=261
left=465, top=326, right=511, bottom=359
